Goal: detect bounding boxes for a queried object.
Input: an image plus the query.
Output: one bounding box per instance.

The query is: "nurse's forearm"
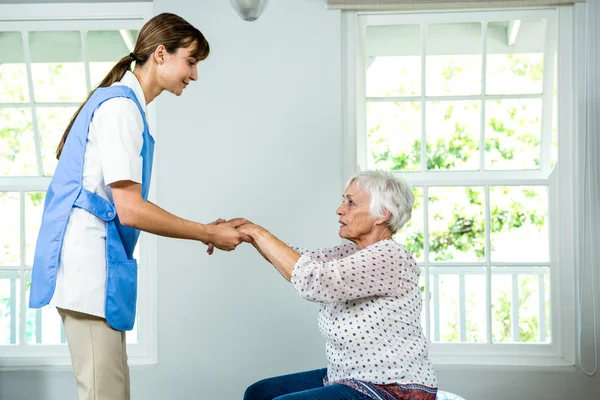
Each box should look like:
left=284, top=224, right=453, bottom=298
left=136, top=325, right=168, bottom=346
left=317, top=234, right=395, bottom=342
left=110, top=181, right=211, bottom=242
left=123, top=199, right=211, bottom=241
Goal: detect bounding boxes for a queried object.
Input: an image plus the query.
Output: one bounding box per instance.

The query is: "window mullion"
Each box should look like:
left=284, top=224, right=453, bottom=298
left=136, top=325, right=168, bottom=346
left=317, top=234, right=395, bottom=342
left=459, top=274, right=467, bottom=342
left=81, top=30, right=91, bottom=93
left=35, top=310, right=42, bottom=344
left=512, top=274, right=520, bottom=342
left=480, top=22, right=488, bottom=172
left=423, top=186, right=431, bottom=340
left=538, top=272, right=547, bottom=342
left=19, top=191, right=26, bottom=347
left=433, top=273, right=440, bottom=342
left=10, top=275, right=17, bottom=345
left=21, top=31, right=44, bottom=177
left=356, top=17, right=367, bottom=171
left=485, top=185, right=492, bottom=343
left=420, top=23, right=427, bottom=172
left=541, top=16, right=558, bottom=174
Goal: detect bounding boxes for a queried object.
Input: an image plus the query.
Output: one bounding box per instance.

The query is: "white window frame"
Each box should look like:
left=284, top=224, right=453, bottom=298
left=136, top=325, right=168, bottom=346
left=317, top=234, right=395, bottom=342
left=0, top=2, right=157, bottom=369
left=342, top=6, right=576, bottom=366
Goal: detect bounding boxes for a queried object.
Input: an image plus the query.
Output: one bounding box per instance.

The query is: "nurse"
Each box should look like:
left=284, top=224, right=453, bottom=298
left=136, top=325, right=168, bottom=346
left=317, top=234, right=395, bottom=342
left=28, top=12, right=246, bottom=400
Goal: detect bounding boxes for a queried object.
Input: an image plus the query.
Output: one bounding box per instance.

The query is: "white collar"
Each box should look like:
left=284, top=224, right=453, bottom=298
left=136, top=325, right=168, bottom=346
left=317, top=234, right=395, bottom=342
left=118, top=70, right=148, bottom=114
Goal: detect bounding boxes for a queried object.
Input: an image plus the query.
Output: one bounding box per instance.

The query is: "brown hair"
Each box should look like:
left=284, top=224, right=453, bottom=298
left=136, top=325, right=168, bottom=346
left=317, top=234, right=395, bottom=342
left=56, top=13, right=209, bottom=159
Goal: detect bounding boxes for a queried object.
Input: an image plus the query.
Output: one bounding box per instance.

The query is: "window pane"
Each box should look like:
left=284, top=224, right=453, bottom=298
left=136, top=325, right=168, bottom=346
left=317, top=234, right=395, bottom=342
left=29, top=31, right=86, bottom=103
left=486, top=20, right=545, bottom=95
left=367, top=56, right=421, bottom=97
left=37, top=107, right=77, bottom=176
left=24, top=271, right=65, bottom=345
left=431, top=270, right=486, bottom=343
left=518, top=273, right=546, bottom=343
left=491, top=268, right=549, bottom=343
left=428, top=187, right=485, bottom=262
left=434, top=273, right=459, bottom=342
left=0, top=64, right=29, bottom=103
left=0, top=270, right=20, bottom=344
left=367, top=102, right=421, bottom=171
left=366, top=24, right=421, bottom=97
left=490, top=186, right=549, bottom=262
left=426, top=23, right=482, bottom=96
left=485, top=99, right=542, bottom=170
left=25, top=192, right=46, bottom=266
left=0, top=192, right=20, bottom=266
left=491, top=272, right=512, bottom=343
left=426, top=101, right=480, bottom=171
left=89, top=62, right=115, bottom=89
left=87, top=30, right=135, bottom=88
left=0, top=32, right=29, bottom=103
left=395, top=187, right=423, bottom=262
left=0, top=108, right=38, bottom=176
left=0, top=31, right=25, bottom=62
left=465, top=273, right=486, bottom=343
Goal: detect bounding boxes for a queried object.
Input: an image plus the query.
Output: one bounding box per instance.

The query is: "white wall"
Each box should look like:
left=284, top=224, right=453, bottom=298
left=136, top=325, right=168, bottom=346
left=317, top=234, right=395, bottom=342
left=0, top=0, right=598, bottom=399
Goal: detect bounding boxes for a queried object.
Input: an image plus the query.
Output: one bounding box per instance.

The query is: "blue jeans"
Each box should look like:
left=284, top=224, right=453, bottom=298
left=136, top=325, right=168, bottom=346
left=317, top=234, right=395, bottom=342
left=243, top=368, right=372, bottom=400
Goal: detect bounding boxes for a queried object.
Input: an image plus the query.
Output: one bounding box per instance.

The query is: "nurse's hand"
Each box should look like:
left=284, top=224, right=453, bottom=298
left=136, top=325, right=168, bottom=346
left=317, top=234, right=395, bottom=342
left=205, top=218, right=226, bottom=255
left=209, top=218, right=251, bottom=251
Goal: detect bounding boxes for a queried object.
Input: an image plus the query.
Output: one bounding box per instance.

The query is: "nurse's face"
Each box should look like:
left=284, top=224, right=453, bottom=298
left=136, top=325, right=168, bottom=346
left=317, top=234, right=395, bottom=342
left=157, top=41, right=199, bottom=96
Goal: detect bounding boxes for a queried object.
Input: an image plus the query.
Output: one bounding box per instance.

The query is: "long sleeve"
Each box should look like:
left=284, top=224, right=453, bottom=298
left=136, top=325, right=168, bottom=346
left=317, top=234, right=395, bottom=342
left=289, top=243, right=360, bottom=262
left=290, top=240, right=418, bottom=303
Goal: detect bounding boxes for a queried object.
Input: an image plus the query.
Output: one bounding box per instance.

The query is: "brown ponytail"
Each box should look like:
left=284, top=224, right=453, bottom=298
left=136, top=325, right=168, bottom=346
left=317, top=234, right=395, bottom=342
left=56, top=13, right=209, bottom=159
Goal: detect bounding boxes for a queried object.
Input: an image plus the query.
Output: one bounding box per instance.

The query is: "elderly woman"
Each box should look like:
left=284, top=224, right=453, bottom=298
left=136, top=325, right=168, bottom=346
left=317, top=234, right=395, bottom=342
left=239, top=171, right=437, bottom=400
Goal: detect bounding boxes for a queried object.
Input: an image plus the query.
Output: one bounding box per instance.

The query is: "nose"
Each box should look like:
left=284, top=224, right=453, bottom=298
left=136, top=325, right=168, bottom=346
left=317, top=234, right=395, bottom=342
left=190, top=64, right=198, bottom=81
left=336, top=203, right=344, bottom=216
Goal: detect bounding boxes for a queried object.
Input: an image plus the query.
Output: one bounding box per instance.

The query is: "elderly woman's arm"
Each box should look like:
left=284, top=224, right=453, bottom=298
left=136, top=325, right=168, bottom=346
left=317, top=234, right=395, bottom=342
left=239, top=223, right=301, bottom=281
left=290, top=243, right=360, bottom=262
left=291, top=241, right=417, bottom=302
left=239, top=223, right=358, bottom=281
left=239, top=223, right=417, bottom=302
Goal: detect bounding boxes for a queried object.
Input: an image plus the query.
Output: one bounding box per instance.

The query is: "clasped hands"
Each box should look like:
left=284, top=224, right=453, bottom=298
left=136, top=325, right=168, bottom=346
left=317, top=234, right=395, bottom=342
left=204, top=217, right=263, bottom=255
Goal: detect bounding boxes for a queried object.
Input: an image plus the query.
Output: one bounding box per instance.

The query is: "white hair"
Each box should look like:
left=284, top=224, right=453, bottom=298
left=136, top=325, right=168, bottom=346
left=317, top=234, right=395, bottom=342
left=346, top=170, right=414, bottom=234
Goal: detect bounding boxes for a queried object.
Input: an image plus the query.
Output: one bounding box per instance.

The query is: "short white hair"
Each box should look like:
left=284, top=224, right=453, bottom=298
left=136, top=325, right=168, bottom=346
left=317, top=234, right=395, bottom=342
left=347, top=170, right=414, bottom=234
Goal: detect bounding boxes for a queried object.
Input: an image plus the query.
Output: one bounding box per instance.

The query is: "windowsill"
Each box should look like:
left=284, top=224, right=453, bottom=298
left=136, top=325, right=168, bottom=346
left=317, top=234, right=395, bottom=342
left=1, top=361, right=579, bottom=373
left=432, top=363, right=579, bottom=372
left=0, top=356, right=157, bottom=372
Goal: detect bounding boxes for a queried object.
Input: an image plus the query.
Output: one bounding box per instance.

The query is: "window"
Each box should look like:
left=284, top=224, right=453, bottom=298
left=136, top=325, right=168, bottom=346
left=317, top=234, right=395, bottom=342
left=343, top=7, right=576, bottom=365
left=0, top=3, right=156, bottom=367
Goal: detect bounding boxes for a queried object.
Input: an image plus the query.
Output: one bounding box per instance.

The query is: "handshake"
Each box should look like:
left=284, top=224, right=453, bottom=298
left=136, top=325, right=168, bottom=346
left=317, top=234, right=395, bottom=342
left=203, top=217, right=261, bottom=255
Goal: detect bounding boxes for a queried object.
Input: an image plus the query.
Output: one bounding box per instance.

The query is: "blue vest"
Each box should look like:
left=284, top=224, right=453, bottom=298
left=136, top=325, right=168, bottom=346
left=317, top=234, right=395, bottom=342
left=29, top=85, right=154, bottom=331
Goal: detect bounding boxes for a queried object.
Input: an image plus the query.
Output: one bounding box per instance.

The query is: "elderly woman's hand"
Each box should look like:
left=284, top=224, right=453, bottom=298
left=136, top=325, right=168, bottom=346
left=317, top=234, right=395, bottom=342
left=236, top=222, right=265, bottom=242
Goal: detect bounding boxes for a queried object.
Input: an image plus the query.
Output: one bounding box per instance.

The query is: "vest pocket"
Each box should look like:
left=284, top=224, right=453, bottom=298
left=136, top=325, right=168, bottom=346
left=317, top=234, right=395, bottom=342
left=105, top=258, right=138, bottom=331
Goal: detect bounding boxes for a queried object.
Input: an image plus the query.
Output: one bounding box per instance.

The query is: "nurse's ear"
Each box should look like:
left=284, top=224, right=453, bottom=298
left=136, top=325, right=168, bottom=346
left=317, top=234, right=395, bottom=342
left=153, top=45, right=167, bottom=65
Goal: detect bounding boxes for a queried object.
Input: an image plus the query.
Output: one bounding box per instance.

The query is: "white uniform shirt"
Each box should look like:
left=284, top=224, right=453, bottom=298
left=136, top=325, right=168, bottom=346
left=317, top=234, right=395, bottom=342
left=49, top=71, right=147, bottom=318
left=290, top=240, right=437, bottom=388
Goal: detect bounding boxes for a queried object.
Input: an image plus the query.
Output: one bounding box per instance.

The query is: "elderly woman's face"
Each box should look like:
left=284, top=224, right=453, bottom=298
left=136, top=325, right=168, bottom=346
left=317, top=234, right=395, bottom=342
left=336, top=181, right=377, bottom=241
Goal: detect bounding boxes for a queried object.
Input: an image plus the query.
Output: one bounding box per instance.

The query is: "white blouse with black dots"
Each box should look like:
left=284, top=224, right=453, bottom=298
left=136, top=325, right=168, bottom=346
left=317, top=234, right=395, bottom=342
left=290, top=239, right=437, bottom=388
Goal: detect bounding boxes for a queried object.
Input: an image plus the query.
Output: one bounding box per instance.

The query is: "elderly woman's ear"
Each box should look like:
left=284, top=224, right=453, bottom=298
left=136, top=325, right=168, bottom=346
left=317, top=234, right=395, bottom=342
left=375, top=209, right=392, bottom=227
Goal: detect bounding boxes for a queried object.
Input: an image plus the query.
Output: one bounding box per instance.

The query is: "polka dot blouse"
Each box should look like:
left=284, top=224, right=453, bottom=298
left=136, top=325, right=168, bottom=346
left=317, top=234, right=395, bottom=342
left=290, top=240, right=437, bottom=388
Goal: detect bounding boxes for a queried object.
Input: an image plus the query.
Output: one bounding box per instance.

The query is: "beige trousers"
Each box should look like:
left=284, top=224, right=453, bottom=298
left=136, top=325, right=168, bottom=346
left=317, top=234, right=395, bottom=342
left=57, top=308, right=130, bottom=400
